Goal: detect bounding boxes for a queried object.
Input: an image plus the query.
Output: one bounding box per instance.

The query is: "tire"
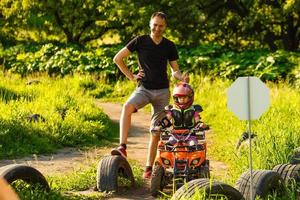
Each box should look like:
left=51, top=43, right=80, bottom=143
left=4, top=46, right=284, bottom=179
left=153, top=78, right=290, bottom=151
left=290, top=147, right=300, bottom=164
left=150, top=165, right=164, bottom=197
left=236, top=170, right=284, bottom=200
left=273, top=164, right=300, bottom=185
left=199, top=160, right=210, bottom=179
left=172, top=178, right=243, bottom=200
left=0, top=164, right=50, bottom=191
left=96, top=155, right=134, bottom=192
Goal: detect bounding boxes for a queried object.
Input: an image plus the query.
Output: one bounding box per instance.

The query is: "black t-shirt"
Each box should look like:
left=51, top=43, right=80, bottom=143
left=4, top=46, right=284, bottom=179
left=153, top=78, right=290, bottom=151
left=126, top=35, right=179, bottom=89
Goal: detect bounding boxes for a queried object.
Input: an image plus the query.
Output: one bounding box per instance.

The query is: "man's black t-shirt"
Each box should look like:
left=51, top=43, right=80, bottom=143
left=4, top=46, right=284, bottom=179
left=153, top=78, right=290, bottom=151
left=126, top=35, right=179, bottom=89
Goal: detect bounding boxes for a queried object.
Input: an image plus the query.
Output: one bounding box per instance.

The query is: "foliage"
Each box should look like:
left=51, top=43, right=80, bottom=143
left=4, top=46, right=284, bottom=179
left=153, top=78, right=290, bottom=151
left=0, top=43, right=122, bottom=78
left=0, top=0, right=128, bottom=44
left=0, top=73, right=117, bottom=159
left=1, top=0, right=299, bottom=50
left=1, top=43, right=300, bottom=85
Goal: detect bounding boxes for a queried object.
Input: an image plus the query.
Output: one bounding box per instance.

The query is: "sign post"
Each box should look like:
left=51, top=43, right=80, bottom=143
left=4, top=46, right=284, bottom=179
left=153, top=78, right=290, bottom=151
left=227, top=77, right=270, bottom=200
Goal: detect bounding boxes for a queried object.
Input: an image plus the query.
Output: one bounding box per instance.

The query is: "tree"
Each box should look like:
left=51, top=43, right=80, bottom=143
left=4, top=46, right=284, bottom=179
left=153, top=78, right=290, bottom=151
left=0, top=0, right=135, bottom=44
left=0, top=0, right=299, bottom=51
left=197, top=0, right=300, bottom=51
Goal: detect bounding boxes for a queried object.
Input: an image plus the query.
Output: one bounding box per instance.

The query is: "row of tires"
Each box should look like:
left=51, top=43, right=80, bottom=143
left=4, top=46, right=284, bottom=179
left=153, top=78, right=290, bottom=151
left=96, top=154, right=300, bottom=199
left=0, top=147, right=299, bottom=199
left=172, top=147, right=300, bottom=200
left=172, top=163, right=300, bottom=200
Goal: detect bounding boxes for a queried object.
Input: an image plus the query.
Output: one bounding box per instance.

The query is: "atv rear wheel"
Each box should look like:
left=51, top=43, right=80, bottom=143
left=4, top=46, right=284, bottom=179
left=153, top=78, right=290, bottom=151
left=236, top=169, right=284, bottom=200
left=96, top=155, right=134, bottom=192
left=199, top=160, right=210, bottom=178
left=150, top=165, right=164, bottom=197
left=172, top=178, right=243, bottom=200
left=0, top=164, right=49, bottom=191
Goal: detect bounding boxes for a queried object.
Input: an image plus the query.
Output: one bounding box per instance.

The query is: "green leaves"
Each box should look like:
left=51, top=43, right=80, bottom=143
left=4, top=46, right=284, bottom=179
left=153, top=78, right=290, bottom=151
left=1, top=0, right=299, bottom=50
left=1, top=43, right=300, bottom=84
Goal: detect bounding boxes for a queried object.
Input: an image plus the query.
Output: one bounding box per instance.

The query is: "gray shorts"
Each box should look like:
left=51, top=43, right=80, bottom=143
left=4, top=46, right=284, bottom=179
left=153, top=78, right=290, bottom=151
left=126, top=85, right=170, bottom=132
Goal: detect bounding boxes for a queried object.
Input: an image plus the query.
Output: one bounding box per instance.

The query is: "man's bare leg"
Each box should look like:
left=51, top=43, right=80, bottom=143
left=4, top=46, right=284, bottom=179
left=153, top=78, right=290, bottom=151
left=111, top=103, right=136, bottom=157
left=119, top=103, right=136, bottom=144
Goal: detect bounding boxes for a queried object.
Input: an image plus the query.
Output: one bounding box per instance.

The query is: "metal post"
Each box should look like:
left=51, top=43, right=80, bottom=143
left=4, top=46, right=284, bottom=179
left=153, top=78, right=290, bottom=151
left=247, top=77, right=254, bottom=200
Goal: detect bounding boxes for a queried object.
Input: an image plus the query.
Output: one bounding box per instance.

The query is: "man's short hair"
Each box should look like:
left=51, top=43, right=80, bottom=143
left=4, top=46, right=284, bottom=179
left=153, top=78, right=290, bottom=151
left=151, top=12, right=167, bottom=23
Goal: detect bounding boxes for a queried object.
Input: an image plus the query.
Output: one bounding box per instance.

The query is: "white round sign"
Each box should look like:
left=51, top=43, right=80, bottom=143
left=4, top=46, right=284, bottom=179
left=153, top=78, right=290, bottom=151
left=227, top=77, right=270, bottom=120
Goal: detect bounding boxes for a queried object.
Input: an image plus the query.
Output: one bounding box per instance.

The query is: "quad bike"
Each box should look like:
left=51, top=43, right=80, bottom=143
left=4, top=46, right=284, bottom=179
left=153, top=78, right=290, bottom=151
left=150, top=126, right=210, bottom=196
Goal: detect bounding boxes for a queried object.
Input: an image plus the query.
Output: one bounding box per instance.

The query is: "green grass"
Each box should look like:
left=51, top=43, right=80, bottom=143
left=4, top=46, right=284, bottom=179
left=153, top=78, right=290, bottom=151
left=12, top=158, right=144, bottom=200
left=0, top=73, right=118, bottom=159
left=1, top=73, right=299, bottom=199
left=188, top=75, right=300, bottom=199
left=190, top=76, right=300, bottom=183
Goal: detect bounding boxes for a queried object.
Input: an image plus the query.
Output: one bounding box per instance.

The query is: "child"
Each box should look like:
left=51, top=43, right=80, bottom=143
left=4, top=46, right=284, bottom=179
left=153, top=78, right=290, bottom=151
left=156, top=82, right=207, bottom=146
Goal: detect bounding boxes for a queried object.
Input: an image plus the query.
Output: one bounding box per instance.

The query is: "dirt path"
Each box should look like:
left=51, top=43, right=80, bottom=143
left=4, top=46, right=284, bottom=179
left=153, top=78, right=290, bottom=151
left=0, top=102, right=228, bottom=199
left=0, top=102, right=151, bottom=176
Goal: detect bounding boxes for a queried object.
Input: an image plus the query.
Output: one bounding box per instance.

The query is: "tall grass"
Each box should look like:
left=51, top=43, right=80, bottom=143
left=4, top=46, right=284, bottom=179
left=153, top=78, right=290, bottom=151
left=189, top=75, right=300, bottom=185
left=0, top=73, right=117, bottom=159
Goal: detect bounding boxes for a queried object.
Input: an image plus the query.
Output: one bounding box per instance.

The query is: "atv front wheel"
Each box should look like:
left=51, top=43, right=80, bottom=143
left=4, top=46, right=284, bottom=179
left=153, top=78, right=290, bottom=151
left=199, top=160, right=210, bottom=178
left=172, top=178, right=243, bottom=200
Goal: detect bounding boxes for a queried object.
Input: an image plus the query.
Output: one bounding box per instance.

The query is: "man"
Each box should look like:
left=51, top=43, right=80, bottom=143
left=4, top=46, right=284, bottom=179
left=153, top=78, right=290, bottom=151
left=111, top=11, right=188, bottom=179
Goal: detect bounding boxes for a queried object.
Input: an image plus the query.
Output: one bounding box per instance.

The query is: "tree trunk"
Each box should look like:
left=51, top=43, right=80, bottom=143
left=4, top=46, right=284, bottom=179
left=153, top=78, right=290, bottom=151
left=54, top=11, right=74, bottom=43
left=282, top=15, right=299, bottom=51
left=264, top=31, right=278, bottom=51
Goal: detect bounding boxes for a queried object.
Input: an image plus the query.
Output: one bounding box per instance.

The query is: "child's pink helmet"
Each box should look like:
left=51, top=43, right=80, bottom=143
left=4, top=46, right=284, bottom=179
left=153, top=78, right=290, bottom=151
left=172, top=82, right=194, bottom=109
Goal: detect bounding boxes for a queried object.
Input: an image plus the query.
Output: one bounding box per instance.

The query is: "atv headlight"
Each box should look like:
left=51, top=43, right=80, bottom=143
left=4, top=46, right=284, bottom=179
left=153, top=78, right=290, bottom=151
left=162, top=158, right=171, bottom=165
left=191, top=158, right=200, bottom=166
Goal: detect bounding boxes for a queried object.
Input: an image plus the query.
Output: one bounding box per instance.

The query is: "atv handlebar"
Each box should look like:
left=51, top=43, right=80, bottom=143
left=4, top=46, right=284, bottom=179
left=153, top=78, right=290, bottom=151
left=151, top=126, right=206, bottom=142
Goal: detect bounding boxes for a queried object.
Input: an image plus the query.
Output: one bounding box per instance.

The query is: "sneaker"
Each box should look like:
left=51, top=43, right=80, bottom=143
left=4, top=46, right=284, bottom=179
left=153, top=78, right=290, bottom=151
left=142, top=169, right=152, bottom=180
left=111, top=146, right=127, bottom=158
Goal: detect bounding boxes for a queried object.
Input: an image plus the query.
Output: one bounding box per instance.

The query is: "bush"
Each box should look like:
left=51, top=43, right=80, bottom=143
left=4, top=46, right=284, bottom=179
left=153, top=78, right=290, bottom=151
left=1, top=42, right=300, bottom=86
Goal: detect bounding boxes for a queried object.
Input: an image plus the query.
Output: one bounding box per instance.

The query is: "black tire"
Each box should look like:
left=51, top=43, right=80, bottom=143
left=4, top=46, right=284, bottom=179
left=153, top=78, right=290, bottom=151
left=0, top=164, right=50, bottom=191
left=172, top=178, right=243, bottom=200
left=150, top=165, right=164, bottom=197
left=273, top=164, right=300, bottom=185
left=96, top=155, right=134, bottom=192
left=236, top=170, right=284, bottom=200
left=290, top=147, right=300, bottom=164
left=199, top=160, right=210, bottom=178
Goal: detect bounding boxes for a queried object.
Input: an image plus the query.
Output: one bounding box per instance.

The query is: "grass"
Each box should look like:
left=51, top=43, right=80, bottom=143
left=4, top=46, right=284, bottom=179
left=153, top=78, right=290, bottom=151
left=190, top=76, right=300, bottom=184
left=0, top=73, right=118, bottom=159
left=11, top=158, right=144, bottom=200
left=1, top=73, right=299, bottom=199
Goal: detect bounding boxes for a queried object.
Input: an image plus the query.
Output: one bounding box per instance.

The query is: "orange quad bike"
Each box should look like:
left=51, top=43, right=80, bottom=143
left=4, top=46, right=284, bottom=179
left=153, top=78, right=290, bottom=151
left=150, top=126, right=210, bottom=196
